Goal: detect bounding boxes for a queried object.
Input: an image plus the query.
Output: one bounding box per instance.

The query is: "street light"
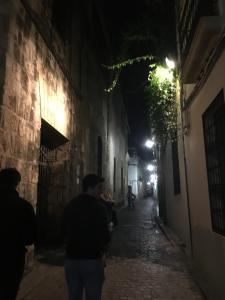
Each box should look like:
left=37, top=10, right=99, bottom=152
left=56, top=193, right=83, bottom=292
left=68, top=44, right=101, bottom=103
left=165, top=57, right=175, bottom=69
left=147, top=164, right=155, bottom=172
left=145, top=139, right=154, bottom=149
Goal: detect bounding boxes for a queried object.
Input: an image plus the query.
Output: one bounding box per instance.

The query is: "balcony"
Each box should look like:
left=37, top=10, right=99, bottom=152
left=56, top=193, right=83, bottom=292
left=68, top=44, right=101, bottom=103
left=178, top=0, right=223, bottom=83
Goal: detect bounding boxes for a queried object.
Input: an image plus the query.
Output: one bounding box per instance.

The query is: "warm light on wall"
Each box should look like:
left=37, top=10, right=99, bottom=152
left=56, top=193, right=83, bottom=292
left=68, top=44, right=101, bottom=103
left=37, top=76, right=69, bottom=138
left=165, top=57, right=175, bottom=69
left=155, top=66, right=173, bottom=83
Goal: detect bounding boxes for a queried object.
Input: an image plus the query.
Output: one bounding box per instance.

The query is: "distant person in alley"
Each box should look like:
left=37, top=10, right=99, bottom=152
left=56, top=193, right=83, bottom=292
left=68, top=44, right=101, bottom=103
left=127, top=185, right=136, bottom=209
left=0, top=168, right=37, bottom=300
left=63, top=174, right=111, bottom=300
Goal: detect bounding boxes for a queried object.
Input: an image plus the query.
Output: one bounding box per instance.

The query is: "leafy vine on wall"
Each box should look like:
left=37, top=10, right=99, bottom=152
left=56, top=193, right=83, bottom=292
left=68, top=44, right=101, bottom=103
left=145, top=65, right=177, bottom=145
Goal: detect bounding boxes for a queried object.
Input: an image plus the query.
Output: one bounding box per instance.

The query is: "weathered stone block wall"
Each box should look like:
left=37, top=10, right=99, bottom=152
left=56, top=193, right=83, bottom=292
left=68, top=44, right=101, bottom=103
left=0, top=0, right=129, bottom=246
left=107, top=87, right=129, bottom=205
left=0, top=0, right=77, bottom=248
left=1, top=0, right=73, bottom=200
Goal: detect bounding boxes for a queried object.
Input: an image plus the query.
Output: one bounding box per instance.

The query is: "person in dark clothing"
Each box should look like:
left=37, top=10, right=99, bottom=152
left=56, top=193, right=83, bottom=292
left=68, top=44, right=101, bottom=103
left=0, top=168, right=37, bottom=300
left=63, top=174, right=111, bottom=300
left=127, top=185, right=136, bottom=209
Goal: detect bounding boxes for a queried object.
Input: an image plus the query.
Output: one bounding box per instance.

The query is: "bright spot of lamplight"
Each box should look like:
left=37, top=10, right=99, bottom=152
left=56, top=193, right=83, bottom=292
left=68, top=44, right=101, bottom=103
left=150, top=174, right=157, bottom=184
left=147, top=181, right=151, bottom=185
left=147, top=164, right=154, bottom=172
left=37, top=76, right=69, bottom=138
left=165, top=57, right=175, bottom=69
left=155, top=66, right=173, bottom=83
left=145, top=139, right=154, bottom=149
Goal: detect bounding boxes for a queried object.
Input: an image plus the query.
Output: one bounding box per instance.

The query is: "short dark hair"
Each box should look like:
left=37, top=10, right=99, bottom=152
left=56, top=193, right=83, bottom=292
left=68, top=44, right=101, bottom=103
left=82, top=174, right=104, bottom=192
left=0, top=168, right=21, bottom=188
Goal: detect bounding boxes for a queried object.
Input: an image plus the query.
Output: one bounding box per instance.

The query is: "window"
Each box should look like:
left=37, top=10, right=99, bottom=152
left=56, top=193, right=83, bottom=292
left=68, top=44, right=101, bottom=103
left=203, top=90, right=225, bottom=236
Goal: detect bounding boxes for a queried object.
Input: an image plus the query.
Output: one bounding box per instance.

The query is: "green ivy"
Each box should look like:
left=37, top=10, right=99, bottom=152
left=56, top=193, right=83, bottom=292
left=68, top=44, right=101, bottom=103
left=102, top=57, right=178, bottom=145
left=145, top=65, right=177, bottom=145
left=102, top=55, right=154, bottom=93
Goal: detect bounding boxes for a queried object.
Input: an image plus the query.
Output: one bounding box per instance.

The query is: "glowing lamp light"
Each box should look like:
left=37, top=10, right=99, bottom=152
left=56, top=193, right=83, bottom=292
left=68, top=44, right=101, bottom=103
left=147, top=164, right=154, bottom=172
left=145, top=139, right=154, bottom=149
left=147, top=181, right=151, bottom=185
left=150, top=174, right=157, bottom=184
left=155, top=66, right=173, bottom=83
left=165, top=57, right=175, bottom=69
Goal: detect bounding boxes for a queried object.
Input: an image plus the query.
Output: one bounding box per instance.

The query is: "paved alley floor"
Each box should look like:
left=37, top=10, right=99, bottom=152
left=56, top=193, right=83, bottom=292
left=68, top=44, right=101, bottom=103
left=18, top=198, right=205, bottom=300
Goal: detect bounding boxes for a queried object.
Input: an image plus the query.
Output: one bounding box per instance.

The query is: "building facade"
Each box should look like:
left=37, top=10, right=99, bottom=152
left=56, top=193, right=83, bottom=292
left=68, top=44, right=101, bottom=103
left=160, top=1, right=225, bottom=299
left=128, top=148, right=145, bottom=200
left=0, top=0, right=128, bottom=262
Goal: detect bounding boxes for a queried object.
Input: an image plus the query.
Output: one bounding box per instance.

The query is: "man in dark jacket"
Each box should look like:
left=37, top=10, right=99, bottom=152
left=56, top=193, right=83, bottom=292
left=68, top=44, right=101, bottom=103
left=63, top=174, right=110, bottom=300
left=0, top=168, right=37, bottom=300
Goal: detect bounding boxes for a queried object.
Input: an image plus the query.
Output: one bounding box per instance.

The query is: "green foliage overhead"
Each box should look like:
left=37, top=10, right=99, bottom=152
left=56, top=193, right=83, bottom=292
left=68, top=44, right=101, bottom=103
left=102, top=55, right=154, bottom=93
left=102, top=0, right=177, bottom=145
left=145, top=65, right=177, bottom=145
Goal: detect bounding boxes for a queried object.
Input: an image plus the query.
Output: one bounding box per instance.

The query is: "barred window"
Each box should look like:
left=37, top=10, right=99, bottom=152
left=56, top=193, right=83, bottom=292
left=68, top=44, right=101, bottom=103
left=202, top=90, right=225, bottom=236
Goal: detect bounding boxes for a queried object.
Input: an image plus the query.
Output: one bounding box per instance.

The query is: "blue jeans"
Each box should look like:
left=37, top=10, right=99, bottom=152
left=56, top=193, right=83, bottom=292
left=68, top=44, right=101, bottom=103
left=64, top=259, right=105, bottom=300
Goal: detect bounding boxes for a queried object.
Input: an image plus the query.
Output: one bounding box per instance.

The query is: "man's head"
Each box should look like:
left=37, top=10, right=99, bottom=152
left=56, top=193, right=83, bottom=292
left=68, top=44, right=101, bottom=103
left=0, top=168, right=21, bottom=189
left=128, top=185, right=132, bottom=193
left=82, top=174, right=104, bottom=198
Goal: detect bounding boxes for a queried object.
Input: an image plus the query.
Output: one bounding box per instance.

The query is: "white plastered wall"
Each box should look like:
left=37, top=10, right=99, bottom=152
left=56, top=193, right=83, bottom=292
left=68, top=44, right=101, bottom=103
left=184, top=50, right=225, bottom=300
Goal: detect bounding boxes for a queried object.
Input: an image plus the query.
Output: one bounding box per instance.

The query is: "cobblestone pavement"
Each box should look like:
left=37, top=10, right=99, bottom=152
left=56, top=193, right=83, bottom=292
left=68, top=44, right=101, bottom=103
left=18, top=197, right=205, bottom=300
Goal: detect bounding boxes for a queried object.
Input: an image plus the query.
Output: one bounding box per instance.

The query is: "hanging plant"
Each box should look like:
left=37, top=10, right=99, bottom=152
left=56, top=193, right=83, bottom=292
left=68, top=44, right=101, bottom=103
left=102, top=55, right=154, bottom=93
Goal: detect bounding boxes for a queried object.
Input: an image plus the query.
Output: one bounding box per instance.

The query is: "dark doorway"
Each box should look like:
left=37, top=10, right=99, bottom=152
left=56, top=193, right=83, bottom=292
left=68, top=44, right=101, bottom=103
left=37, top=119, right=68, bottom=247
left=37, top=144, right=56, bottom=246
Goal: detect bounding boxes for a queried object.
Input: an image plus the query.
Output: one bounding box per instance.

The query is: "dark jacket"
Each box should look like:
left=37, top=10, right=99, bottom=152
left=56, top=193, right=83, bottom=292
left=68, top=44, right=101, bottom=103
left=0, top=188, right=37, bottom=256
left=63, top=193, right=111, bottom=259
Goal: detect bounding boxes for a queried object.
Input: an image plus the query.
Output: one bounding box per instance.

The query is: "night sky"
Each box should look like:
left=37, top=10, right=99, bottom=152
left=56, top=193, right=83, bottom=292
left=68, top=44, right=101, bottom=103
left=104, top=0, right=176, bottom=160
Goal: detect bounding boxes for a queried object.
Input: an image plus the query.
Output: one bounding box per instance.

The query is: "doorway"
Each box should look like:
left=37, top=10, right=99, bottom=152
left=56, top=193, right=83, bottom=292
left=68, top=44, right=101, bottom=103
left=37, top=119, right=68, bottom=246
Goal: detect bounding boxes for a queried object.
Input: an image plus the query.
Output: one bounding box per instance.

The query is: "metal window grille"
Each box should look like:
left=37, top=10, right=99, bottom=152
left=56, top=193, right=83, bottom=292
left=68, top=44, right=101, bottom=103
left=203, top=90, right=225, bottom=236
left=37, top=146, right=58, bottom=210
left=178, top=0, right=218, bottom=63
left=37, top=145, right=57, bottom=245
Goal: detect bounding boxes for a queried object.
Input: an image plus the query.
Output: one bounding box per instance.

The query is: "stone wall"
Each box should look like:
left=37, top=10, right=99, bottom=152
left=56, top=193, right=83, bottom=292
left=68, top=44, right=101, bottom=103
left=0, top=0, right=129, bottom=253
left=0, top=1, right=75, bottom=247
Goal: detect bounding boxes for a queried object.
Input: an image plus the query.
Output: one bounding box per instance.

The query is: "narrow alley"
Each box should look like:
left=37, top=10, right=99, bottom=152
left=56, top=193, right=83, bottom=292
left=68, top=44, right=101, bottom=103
left=18, top=198, right=205, bottom=300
